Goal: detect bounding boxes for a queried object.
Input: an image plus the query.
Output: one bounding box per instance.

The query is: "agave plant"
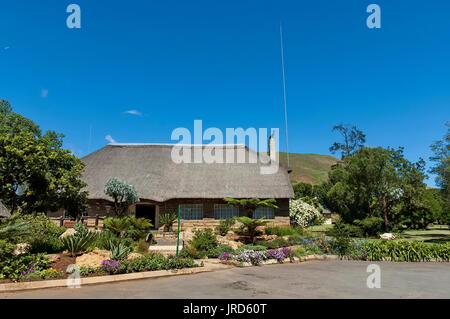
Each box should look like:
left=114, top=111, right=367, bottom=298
left=61, top=231, right=97, bottom=257
left=109, top=240, right=132, bottom=260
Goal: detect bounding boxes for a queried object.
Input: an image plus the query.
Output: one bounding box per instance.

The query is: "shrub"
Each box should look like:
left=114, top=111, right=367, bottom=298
left=180, top=245, right=207, bottom=259
left=326, top=222, right=363, bottom=238
left=0, top=254, right=50, bottom=281
left=38, top=268, right=62, bottom=280
left=362, top=240, right=450, bottom=262
left=265, top=226, right=298, bottom=236
left=256, top=237, right=289, bottom=249
left=0, top=239, right=16, bottom=260
left=289, top=199, right=324, bottom=228
left=114, top=253, right=197, bottom=273
left=79, top=266, right=101, bottom=276
left=16, top=213, right=66, bottom=241
left=135, top=239, right=150, bottom=253
left=27, top=237, right=65, bottom=254
left=61, top=231, right=97, bottom=256
left=353, top=217, right=385, bottom=238
left=286, top=234, right=304, bottom=246
left=206, top=244, right=234, bottom=258
left=233, top=250, right=268, bottom=265
left=109, top=241, right=132, bottom=260
left=189, top=228, right=218, bottom=252
left=101, top=259, right=124, bottom=274
left=236, top=244, right=267, bottom=252
left=216, top=218, right=236, bottom=236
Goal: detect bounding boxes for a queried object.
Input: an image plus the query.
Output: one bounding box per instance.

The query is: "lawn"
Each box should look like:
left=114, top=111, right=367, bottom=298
left=401, top=225, right=450, bottom=244
left=307, top=224, right=450, bottom=244
left=307, top=224, right=334, bottom=233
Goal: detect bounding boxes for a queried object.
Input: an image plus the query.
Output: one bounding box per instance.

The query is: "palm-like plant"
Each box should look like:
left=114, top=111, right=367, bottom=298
left=237, top=217, right=269, bottom=243
left=159, top=212, right=177, bottom=232
left=224, top=198, right=278, bottom=218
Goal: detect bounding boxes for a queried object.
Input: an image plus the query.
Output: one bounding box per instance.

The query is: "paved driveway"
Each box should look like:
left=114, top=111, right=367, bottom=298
left=1, top=260, right=449, bottom=299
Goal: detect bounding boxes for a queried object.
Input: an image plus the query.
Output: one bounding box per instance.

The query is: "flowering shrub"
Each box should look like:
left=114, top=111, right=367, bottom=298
left=101, top=259, right=123, bottom=274
left=219, top=248, right=295, bottom=265
left=218, top=252, right=233, bottom=261
left=289, top=199, right=323, bottom=228
left=234, top=250, right=268, bottom=265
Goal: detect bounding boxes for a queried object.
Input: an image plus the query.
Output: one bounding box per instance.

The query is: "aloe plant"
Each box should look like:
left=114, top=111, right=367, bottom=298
left=61, top=231, right=97, bottom=257
left=109, top=240, right=132, bottom=260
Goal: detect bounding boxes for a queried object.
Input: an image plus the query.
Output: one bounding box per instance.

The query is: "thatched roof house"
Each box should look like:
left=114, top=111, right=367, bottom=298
left=81, top=143, right=294, bottom=228
left=0, top=200, right=11, bottom=218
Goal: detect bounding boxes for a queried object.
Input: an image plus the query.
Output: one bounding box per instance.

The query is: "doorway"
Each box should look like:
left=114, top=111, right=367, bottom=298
left=135, top=204, right=156, bottom=229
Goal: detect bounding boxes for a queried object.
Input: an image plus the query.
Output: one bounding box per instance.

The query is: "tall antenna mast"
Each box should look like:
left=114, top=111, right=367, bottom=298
left=279, top=23, right=290, bottom=167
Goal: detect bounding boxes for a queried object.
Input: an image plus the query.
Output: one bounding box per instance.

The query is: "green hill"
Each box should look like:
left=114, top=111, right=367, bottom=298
left=278, top=152, right=339, bottom=184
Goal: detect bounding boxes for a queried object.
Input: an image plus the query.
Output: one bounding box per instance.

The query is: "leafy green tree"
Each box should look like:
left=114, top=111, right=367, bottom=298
left=400, top=188, right=443, bottom=229
left=430, top=123, right=450, bottom=194
left=329, top=124, right=366, bottom=159
left=0, top=100, right=87, bottom=215
left=104, top=178, right=139, bottom=217
left=223, top=198, right=278, bottom=218
left=327, top=147, right=427, bottom=231
left=429, top=123, right=450, bottom=226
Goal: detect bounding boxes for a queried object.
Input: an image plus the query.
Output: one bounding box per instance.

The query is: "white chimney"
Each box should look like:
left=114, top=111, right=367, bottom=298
left=268, top=131, right=277, bottom=162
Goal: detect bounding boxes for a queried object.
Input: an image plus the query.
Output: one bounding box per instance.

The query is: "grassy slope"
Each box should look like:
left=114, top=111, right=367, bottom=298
left=277, top=152, right=339, bottom=184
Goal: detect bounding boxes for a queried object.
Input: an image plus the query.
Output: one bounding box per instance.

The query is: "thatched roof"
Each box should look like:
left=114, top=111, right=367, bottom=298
left=0, top=201, right=11, bottom=218
left=82, top=144, right=294, bottom=202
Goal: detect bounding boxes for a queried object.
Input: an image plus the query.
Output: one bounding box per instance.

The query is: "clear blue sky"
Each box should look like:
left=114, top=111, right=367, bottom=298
left=0, top=1, right=449, bottom=186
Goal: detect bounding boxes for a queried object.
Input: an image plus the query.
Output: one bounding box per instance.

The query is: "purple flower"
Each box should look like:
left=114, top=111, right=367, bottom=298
left=101, top=259, right=122, bottom=274
left=218, top=253, right=232, bottom=260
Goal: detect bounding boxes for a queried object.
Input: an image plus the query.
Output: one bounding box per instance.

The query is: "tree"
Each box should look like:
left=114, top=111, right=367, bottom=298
left=236, top=216, right=269, bottom=243
left=104, top=178, right=139, bottom=217
left=223, top=198, right=278, bottom=218
left=329, top=124, right=366, bottom=159
left=327, top=147, right=427, bottom=231
left=0, top=100, right=87, bottom=215
left=429, top=123, right=450, bottom=227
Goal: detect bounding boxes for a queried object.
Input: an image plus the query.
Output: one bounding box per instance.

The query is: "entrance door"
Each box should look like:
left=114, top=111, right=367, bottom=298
left=135, top=205, right=156, bottom=228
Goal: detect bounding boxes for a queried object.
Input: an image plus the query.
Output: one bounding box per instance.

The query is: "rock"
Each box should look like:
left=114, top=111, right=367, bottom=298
left=257, top=235, right=277, bottom=241
left=75, top=249, right=110, bottom=268
left=60, top=228, right=76, bottom=238
left=14, top=243, right=30, bottom=255
left=380, top=233, right=396, bottom=240
left=217, top=235, right=243, bottom=250
left=45, top=254, right=61, bottom=263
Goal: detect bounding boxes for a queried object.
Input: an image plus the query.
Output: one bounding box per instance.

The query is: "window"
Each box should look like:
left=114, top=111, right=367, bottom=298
left=180, top=204, right=204, bottom=220
left=214, top=204, right=239, bottom=219
left=254, top=207, right=275, bottom=219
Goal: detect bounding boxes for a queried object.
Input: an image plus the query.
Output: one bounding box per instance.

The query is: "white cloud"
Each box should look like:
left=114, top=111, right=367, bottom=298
left=105, top=135, right=116, bottom=144
left=124, top=109, right=143, bottom=116
left=40, top=89, right=48, bottom=98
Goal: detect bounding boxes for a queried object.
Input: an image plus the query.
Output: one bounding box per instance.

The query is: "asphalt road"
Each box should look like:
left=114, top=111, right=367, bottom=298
left=1, top=260, right=449, bottom=299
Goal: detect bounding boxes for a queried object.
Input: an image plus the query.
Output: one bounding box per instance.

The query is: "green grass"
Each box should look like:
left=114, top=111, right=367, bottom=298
left=306, top=224, right=450, bottom=244
left=307, top=224, right=334, bottom=233
left=277, top=152, right=339, bottom=184
left=400, top=225, right=450, bottom=244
